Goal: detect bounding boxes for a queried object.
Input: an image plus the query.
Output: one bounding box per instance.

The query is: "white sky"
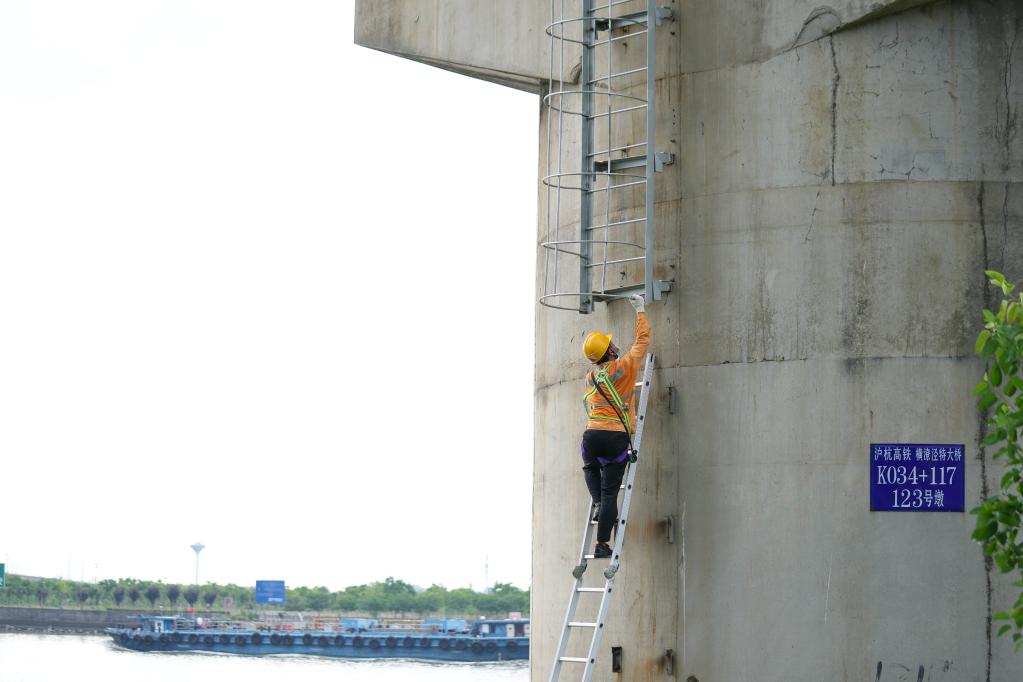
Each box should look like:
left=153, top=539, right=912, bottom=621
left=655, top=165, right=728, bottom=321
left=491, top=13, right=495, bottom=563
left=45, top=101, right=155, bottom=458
left=0, top=1, right=537, bottom=592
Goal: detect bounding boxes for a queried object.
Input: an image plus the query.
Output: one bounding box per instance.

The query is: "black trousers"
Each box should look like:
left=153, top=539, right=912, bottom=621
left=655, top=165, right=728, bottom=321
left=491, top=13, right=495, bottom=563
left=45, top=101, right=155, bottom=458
left=580, top=429, right=630, bottom=543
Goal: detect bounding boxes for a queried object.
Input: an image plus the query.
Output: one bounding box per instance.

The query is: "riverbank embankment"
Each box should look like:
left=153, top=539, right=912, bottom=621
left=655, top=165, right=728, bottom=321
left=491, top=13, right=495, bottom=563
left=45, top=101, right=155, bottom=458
left=0, top=606, right=142, bottom=635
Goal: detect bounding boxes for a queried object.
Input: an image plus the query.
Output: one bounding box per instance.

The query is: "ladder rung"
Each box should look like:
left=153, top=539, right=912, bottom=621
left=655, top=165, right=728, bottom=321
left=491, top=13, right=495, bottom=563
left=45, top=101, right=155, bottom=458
left=584, top=216, right=645, bottom=231
left=590, top=29, right=649, bottom=48
left=587, top=142, right=646, bottom=158
left=559, top=657, right=590, bottom=663
left=577, top=587, right=605, bottom=593
left=568, top=622, right=598, bottom=628
left=585, top=103, right=647, bottom=119
left=583, top=179, right=646, bottom=193
left=586, top=66, right=647, bottom=84
left=585, top=256, right=645, bottom=269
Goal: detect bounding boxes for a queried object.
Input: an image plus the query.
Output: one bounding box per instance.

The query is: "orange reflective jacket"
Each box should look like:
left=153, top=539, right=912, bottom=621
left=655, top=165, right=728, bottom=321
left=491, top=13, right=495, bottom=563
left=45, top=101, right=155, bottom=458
left=583, top=312, right=650, bottom=433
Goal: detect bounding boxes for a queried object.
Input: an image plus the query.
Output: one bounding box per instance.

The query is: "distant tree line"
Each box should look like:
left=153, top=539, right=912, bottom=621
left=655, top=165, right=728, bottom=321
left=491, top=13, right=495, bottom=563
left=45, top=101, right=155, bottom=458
left=0, top=575, right=529, bottom=617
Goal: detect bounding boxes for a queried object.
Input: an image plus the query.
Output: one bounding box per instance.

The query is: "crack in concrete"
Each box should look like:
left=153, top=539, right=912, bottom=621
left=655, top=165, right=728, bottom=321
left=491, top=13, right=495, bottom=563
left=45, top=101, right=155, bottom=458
left=791, top=6, right=842, bottom=50
left=1003, top=183, right=1011, bottom=271
left=879, top=163, right=920, bottom=180
left=805, top=190, right=823, bottom=242
left=678, top=501, right=686, bottom=671
left=780, top=0, right=930, bottom=58
left=979, top=183, right=989, bottom=285
left=829, top=35, right=840, bottom=186
left=977, top=180, right=993, bottom=682
left=1003, top=16, right=1021, bottom=165
left=880, top=19, right=900, bottom=50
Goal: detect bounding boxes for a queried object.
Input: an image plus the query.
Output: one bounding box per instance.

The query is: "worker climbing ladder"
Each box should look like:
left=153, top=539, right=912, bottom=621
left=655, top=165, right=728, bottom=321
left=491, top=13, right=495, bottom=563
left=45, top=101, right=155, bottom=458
left=548, top=352, right=656, bottom=682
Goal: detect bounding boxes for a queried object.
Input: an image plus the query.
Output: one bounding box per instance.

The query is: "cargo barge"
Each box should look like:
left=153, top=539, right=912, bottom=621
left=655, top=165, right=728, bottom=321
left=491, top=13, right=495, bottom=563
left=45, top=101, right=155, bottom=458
left=106, top=615, right=528, bottom=662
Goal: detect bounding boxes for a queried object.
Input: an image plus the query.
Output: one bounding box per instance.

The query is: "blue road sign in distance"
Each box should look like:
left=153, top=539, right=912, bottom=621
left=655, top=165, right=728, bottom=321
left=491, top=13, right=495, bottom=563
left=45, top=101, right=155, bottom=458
left=255, top=580, right=285, bottom=604
left=870, top=443, right=965, bottom=512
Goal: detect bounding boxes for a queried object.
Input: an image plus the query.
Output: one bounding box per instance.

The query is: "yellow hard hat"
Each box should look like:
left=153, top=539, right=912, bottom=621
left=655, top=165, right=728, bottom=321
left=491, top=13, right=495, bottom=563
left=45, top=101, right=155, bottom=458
left=583, top=332, right=613, bottom=363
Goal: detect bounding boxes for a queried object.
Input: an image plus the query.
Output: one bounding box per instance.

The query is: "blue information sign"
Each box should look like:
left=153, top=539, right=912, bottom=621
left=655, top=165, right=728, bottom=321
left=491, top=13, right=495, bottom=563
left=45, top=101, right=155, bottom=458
left=870, top=444, right=965, bottom=512
left=255, top=580, right=286, bottom=604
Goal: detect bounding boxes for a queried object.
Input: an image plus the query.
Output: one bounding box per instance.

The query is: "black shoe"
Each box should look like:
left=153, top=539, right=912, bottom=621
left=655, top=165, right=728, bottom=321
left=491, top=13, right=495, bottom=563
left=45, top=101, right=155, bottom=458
left=593, top=542, right=612, bottom=559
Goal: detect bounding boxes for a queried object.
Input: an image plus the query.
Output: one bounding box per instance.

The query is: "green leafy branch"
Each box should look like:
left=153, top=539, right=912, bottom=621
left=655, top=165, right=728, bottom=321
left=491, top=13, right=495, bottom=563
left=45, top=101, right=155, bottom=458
left=971, top=271, right=1023, bottom=648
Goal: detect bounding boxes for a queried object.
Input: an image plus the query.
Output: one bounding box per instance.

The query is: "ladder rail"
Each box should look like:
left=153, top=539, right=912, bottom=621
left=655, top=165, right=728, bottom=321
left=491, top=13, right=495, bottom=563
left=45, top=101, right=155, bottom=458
left=577, top=0, right=597, bottom=313
left=581, top=583, right=615, bottom=682
left=643, top=0, right=658, bottom=304
left=599, top=0, right=614, bottom=296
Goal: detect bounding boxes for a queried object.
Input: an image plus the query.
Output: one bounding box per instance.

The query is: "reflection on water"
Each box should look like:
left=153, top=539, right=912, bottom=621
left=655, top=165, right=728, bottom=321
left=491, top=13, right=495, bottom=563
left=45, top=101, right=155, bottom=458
left=0, top=633, right=529, bottom=682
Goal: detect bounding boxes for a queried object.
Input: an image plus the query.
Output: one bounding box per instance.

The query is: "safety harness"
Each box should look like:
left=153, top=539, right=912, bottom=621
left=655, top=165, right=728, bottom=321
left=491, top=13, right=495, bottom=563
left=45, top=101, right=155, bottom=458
left=585, top=365, right=638, bottom=462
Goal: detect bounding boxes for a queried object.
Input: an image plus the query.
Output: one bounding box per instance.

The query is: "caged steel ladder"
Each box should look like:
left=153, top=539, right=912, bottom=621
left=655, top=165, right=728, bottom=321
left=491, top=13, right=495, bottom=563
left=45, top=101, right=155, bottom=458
left=541, top=1, right=674, bottom=314
left=549, top=353, right=656, bottom=682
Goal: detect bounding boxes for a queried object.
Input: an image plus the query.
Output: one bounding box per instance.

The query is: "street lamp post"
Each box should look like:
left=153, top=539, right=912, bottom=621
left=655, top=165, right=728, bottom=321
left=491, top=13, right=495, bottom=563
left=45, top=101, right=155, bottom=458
left=190, top=543, right=205, bottom=585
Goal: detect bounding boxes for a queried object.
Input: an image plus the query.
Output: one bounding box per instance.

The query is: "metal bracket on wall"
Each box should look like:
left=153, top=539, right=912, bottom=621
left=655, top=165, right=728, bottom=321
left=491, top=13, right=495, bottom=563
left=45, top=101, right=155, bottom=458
left=591, top=279, right=672, bottom=303
left=595, top=5, right=674, bottom=31
left=665, top=649, right=675, bottom=676
left=664, top=515, right=675, bottom=544
left=593, top=151, right=674, bottom=173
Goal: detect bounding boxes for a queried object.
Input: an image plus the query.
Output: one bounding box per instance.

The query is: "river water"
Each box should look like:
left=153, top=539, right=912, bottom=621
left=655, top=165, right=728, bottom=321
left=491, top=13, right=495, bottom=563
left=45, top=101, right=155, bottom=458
left=0, top=633, right=529, bottom=682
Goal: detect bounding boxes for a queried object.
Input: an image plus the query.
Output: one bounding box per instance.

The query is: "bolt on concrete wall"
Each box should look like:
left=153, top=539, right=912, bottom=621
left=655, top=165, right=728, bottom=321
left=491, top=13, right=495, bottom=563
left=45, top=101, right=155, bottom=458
left=357, top=0, right=1023, bottom=679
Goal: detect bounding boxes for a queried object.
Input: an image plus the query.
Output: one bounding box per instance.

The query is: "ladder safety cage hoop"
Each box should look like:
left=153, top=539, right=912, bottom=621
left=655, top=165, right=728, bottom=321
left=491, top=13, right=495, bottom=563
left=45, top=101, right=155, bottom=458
left=540, top=0, right=674, bottom=314
left=541, top=169, right=647, bottom=193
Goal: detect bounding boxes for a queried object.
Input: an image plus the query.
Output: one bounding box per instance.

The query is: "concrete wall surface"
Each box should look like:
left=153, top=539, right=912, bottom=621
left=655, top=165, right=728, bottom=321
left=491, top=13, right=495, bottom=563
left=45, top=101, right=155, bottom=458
left=354, top=1, right=551, bottom=92
left=355, top=0, right=1023, bottom=680
left=0, top=606, right=132, bottom=630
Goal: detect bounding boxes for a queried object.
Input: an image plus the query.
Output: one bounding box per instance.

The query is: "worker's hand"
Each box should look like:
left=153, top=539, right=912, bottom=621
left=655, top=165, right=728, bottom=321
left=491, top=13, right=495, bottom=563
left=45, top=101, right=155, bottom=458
left=629, top=294, right=646, bottom=313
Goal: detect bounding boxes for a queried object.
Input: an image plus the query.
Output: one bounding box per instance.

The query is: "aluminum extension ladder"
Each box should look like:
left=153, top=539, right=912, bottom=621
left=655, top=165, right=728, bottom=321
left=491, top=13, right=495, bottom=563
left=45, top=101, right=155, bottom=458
left=548, top=352, right=656, bottom=682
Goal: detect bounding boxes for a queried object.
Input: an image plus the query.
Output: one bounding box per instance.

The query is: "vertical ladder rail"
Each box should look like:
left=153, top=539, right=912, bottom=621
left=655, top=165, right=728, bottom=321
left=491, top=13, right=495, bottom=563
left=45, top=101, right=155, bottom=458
left=644, top=0, right=658, bottom=304
left=549, top=353, right=656, bottom=682
left=578, top=0, right=596, bottom=313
